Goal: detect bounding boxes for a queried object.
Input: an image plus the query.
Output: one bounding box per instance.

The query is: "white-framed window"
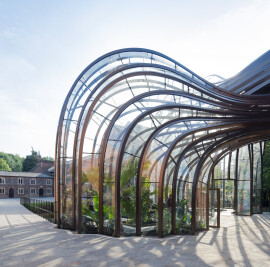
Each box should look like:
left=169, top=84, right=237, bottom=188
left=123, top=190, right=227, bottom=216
left=30, top=188, right=36, bottom=194
left=30, top=179, right=36, bottom=185
left=46, top=179, right=52, bottom=185
left=18, top=178, right=23, bottom=185
left=46, top=188, right=52, bottom=194
left=18, top=188, right=24, bottom=194
left=0, top=188, right=5, bottom=194
left=0, top=178, right=5, bottom=184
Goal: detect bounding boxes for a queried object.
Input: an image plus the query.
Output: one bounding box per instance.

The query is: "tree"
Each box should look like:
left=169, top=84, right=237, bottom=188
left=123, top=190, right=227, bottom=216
left=22, top=149, right=40, bottom=171
left=0, top=152, right=23, bottom=171
left=0, top=158, right=11, bottom=171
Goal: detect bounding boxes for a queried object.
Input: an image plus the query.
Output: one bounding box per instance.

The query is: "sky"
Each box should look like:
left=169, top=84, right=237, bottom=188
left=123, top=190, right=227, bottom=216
left=0, top=0, right=270, bottom=158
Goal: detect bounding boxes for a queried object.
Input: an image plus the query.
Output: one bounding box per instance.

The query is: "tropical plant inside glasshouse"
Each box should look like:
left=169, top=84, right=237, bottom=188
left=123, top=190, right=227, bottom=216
left=120, top=159, right=157, bottom=228
left=175, top=199, right=191, bottom=234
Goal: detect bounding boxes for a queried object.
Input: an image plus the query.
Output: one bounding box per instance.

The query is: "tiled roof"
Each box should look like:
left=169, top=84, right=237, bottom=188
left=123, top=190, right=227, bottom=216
left=0, top=171, right=53, bottom=178
left=48, top=166, right=54, bottom=172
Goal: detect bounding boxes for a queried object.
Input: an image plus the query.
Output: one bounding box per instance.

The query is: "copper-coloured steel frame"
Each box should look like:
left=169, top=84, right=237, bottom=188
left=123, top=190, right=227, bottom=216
left=55, top=48, right=270, bottom=238
left=172, top=127, right=268, bottom=234
left=208, top=139, right=266, bottom=224
left=191, top=131, right=270, bottom=233
left=159, top=123, right=252, bottom=236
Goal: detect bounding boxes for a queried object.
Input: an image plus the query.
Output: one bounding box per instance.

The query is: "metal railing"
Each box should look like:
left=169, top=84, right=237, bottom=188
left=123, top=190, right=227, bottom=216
left=20, top=197, right=55, bottom=223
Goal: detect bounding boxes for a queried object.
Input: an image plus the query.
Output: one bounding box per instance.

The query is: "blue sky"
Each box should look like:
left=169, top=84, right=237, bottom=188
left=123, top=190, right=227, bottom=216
left=0, top=0, right=270, bottom=158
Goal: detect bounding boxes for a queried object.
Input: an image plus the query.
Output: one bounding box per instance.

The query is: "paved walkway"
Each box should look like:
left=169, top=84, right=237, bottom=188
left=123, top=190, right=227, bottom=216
left=0, top=199, right=270, bottom=267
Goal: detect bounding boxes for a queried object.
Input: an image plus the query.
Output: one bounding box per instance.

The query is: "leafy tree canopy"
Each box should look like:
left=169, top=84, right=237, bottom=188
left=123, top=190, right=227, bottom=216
left=22, top=149, right=40, bottom=171
left=0, top=158, right=12, bottom=171
left=0, top=152, right=23, bottom=171
left=0, top=149, right=53, bottom=172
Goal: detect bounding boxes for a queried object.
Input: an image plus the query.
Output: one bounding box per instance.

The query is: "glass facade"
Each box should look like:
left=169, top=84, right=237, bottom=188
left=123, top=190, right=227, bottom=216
left=55, top=48, right=270, bottom=237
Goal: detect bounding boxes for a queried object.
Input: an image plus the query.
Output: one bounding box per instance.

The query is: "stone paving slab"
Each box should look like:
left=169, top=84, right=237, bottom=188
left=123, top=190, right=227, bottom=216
left=0, top=199, right=270, bottom=267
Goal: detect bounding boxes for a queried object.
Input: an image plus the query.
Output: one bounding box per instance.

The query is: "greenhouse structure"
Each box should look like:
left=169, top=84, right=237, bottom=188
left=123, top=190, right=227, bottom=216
left=55, top=48, right=270, bottom=237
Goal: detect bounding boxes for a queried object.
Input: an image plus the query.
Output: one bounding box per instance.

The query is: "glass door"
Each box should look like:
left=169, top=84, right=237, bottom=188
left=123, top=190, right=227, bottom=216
left=209, top=188, right=220, bottom=228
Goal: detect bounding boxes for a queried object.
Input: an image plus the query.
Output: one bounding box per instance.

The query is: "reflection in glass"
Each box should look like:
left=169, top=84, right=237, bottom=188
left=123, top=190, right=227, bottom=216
left=237, top=181, right=250, bottom=215
left=55, top=48, right=269, bottom=238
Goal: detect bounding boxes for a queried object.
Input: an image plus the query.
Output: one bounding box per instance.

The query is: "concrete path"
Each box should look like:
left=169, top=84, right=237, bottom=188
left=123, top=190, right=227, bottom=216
left=0, top=199, right=270, bottom=267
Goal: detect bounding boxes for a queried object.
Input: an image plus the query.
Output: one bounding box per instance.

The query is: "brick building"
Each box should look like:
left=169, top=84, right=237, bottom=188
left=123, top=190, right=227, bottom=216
left=29, top=159, right=54, bottom=176
left=0, top=170, right=54, bottom=199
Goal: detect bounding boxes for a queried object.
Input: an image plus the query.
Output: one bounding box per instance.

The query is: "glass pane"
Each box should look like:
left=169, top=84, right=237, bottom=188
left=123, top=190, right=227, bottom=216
left=209, top=189, right=218, bottom=227
left=224, top=180, right=234, bottom=209
left=162, top=166, right=174, bottom=236
left=230, top=151, right=237, bottom=179
left=81, top=156, right=99, bottom=234
left=175, top=181, right=192, bottom=234
left=196, top=182, right=207, bottom=229
left=238, top=146, right=250, bottom=180
left=61, top=159, right=73, bottom=230
left=120, top=156, right=138, bottom=236
left=140, top=178, right=158, bottom=236
left=237, top=180, right=250, bottom=215
left=253, top=143, right=262, bottom=213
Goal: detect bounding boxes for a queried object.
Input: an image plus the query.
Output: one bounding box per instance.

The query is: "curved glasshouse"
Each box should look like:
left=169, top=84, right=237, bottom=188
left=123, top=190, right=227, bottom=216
left=55, top=48, right=270, bottom=237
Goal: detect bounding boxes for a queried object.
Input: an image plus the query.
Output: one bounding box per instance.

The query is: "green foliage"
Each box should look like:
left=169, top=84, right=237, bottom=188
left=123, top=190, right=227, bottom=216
left=0, top=150, right=53, bottom=172
left=82, top=190, right=115, bottom=228
left=121, top=186, right=136, bottom=224
left=81, top=159, right=157, bottom=233
left=162, top=207, right=172, bottom=235
left=82, top=200, right=99, bottom=226
left=197, top=221, right=206, bottom=229
left=0, top=152, right=23, bottom=171
left=141, top=177, right=156, bottom=223
left=120, top=160, right=137, bottom=188
left=22, top=149, right=39, bottom=171
left=82, top=171, right=88, bottom=186
left=0, top=158, right=11, bottom=171
left=119, top=159, right=157, bottom=226
left=103, top=204, right=115, bottom=221
left=120, top=176, right=155, bottom=225
left=120, top=159, right=137, bottom=224
left=175, top=199, right=191, bottom=234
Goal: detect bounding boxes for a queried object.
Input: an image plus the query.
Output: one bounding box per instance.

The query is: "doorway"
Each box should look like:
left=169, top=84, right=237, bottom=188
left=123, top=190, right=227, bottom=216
left=213, top=179, right=235, bottom=210
left=9, top=188, right=14, bottom=198
left=208, top=188, right=220, bottom=228
left=39, top=188, right=44, bottom=197
left=208, top=179, right=235, bottom=229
